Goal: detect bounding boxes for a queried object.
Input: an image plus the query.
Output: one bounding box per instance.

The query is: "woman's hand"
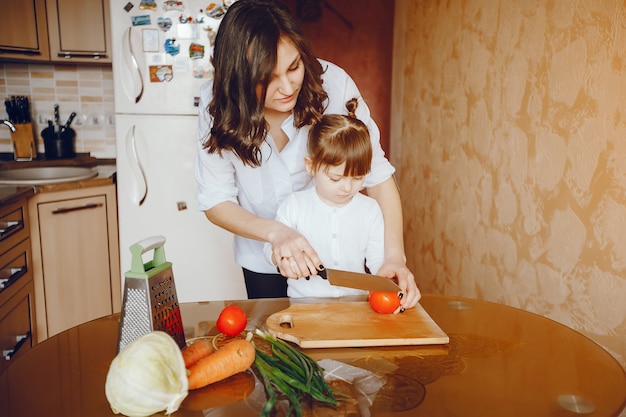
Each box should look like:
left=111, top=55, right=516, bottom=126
left=270, top=225, right=322, bottom=279
left=376, top=258, right=421, bottom=313
left=205, top=202, right=322, bottom=279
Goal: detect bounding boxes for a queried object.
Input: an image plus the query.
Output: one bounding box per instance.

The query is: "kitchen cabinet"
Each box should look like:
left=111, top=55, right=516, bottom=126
left=29, top=183, right=121, bottom=342
left=0, top=0, right=111, bottom=64
left=0, top=197, right=36, bottom=374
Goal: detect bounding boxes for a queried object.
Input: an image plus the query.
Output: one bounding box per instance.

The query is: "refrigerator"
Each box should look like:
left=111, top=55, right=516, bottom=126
left=109, top=0, right=247, bottom=302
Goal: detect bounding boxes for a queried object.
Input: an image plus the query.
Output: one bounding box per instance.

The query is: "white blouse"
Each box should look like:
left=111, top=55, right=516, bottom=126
left=195, top=60, right=395, bottom=273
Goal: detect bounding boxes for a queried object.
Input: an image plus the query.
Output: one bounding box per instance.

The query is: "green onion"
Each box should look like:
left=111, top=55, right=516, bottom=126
left=253, top=329, right=340, bottom=417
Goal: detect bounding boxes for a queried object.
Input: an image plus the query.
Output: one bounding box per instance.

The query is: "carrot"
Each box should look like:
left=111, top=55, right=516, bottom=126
left=183, top=338, right=214, bottom=368
left=181, top=371, right=255, bottom=410
left=187, top=339, right=256, bottom=390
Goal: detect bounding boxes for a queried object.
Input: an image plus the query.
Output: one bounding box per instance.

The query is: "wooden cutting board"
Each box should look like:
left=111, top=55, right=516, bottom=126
left=265, top=302, right=449, bottom=348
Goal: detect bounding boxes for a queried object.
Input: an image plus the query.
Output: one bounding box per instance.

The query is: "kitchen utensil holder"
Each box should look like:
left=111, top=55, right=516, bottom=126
left=41, top=126, right=76, bottom=159
left=117, top=235, right=186, bottom=353
left=11, top=123, right=37, bottom=161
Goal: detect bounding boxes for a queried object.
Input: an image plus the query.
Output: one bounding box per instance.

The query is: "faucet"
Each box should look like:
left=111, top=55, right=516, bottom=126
left=1, top=120, right=16, bottom=132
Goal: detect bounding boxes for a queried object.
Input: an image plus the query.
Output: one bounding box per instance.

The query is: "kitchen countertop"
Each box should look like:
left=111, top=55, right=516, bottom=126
left=0, top=153, right=116, bottom=205
left=0, top=185, right=35, bottom=205
left=0, top=152, right=101, bottom=170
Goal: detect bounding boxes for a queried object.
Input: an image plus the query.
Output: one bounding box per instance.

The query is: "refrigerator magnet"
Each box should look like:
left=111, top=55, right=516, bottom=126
left=164, top=39, right=180, bottom=56
left=206, top=3, right=225, bottom=18
left=163, top=0, right=184, bottom=12
left=179, top=14, right=193, bottom=24
left=149, top=65, right=173, bottom=82
left=204, top=26, right=217, bottom=45
left=189, top=43, right=205, bottom=60
left=142, top=29, right=159, bottom=52
left=192, top=63, right=213, bottom=79
left=131, top=15, right=151, bottom=26
left=157, top=17, right=173, bottom=31
left=139, top=0, right=157, bottom=10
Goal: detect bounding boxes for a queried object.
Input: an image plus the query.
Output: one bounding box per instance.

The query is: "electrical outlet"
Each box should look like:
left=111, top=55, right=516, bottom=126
left=105, top=113, right=115, bottom=127
left=37, top=113, right=52, bottom=125
left=73, top=113, right=87, bottom=129
left=87, top=113, right=105, bottom=128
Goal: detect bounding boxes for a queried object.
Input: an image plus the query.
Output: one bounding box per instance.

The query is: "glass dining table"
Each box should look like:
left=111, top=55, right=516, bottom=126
left=1, top=294, right=625, bottom=417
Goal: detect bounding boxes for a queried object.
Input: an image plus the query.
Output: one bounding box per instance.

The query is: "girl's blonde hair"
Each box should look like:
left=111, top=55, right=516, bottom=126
left=307, top=98, right=372, bottom=177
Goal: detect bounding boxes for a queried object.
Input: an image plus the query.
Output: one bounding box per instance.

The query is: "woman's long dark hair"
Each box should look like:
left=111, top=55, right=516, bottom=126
left=204, top=0, right=328, bottom=167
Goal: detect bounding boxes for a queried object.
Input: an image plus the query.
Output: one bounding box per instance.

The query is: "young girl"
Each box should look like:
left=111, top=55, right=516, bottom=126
left=265, top=98, right=391, bottom=300
left=195, top=0, right=420, bottom=309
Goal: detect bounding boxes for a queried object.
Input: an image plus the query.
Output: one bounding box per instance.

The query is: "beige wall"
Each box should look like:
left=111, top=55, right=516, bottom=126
left=392, top=0, right=626, bottom=369
left=280, top=0, right=394, bottom=155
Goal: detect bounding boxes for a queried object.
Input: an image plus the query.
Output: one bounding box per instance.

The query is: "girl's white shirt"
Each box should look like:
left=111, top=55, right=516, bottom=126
left=265, top=186, right=385, bottom=298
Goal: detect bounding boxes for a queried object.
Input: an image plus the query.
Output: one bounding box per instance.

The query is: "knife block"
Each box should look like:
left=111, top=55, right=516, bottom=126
left=11, top=123, right=37, bottom=160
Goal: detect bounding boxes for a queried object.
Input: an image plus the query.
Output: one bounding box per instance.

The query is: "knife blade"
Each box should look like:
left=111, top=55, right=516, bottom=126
left=317, top=268, right=401, bottom=292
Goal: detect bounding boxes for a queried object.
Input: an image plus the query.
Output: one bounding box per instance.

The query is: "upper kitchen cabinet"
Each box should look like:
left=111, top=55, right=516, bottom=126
left=0, top=0, right=111, bottom=64
left=0, top=0, right=50, bottom=62
left=47, top=0, right=111, bottom=63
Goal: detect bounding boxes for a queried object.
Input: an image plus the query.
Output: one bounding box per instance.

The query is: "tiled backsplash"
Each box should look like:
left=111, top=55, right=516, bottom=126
left=0, top=63, right=116, bottom=158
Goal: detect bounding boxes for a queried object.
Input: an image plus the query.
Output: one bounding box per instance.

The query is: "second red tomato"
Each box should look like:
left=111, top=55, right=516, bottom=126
left=368, top=291, right=401, bottom=314
left=216, top=305, right=248, bottom=336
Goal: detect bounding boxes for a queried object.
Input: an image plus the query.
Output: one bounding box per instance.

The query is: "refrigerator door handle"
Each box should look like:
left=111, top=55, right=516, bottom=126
left=125, top=125, right=148, bottom=206
left=125, top=27, right=144, bottom=104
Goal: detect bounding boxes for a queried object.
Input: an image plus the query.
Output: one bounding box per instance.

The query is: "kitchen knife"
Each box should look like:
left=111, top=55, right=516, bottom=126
left=21, top=96, right=30, bottom=123
left=63, top=112, right=77, bottom=130
left=10, top=96, right=19, bottom=122
left=54, top=103, right=60, bottom=126
left=317, top=268, right=401, bottom=292
left=4, top=99, right=15, bottom=122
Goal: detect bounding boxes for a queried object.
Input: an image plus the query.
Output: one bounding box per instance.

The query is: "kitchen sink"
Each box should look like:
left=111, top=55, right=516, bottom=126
left=0, top=166, right=98, bottom=185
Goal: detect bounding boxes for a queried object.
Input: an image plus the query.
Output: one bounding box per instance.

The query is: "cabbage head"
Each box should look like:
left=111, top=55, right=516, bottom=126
left=105, top=331, right=188, bottom=416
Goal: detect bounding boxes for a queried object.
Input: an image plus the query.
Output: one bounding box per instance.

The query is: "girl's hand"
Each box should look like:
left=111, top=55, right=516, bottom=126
left=270, top=226, right=322, bottom=279
left=376, top=259, right=421, bottom=313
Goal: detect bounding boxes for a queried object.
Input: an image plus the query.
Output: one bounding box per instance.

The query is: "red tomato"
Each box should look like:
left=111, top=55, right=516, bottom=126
left=368, top=291, right=401, bottom=314
left=216, top=305, right=248, bottom=336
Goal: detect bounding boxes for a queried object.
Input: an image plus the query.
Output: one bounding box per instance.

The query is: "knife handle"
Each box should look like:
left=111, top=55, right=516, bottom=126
left=63, top=112, right=76, bottom=129
left=54, top=104, right=60, bottom=126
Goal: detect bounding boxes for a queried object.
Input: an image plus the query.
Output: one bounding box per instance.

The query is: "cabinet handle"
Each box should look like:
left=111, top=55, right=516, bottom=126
left=0, top=48, right=41, bottom=56
left=52, top=203, right=103, bottom=215
left=3, top=332, right=31, bottom=361
left=0, top=266, right=27, bottom=292
left=57, top=52, right=108, bottom=60
left=0, top=220, right=22, bottom=239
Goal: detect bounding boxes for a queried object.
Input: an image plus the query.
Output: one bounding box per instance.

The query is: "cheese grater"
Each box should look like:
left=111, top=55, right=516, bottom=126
left=117, top=236, right=186, bottom=353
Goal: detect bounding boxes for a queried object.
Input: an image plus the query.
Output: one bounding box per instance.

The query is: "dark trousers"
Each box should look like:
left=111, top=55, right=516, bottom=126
left=243, top=268, right=288, bottom=299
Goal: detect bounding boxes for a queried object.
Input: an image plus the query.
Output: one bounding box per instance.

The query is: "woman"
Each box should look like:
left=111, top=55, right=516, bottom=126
left=195, top=0, right=420, bottom=309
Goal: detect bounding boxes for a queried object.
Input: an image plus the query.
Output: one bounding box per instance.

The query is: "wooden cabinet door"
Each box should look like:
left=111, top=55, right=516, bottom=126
left=35, top=193, right=115, bottom=338
left=47, top=0, right=111, bottom=63
left=0, top=0, right=50, bottom=61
